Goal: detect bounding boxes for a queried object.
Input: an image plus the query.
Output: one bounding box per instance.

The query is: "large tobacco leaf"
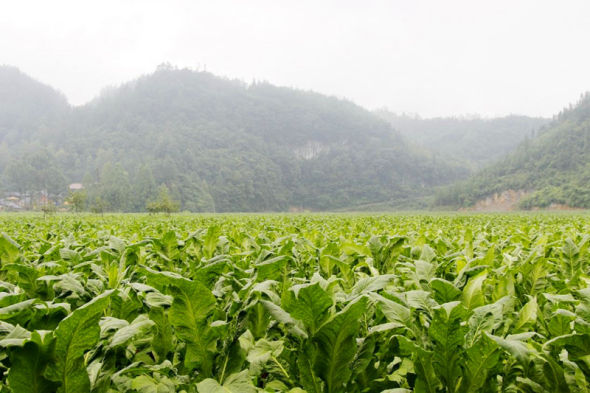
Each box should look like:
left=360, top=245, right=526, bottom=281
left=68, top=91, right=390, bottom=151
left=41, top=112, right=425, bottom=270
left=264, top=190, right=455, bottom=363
left=45, top=290, right=113, bottom=393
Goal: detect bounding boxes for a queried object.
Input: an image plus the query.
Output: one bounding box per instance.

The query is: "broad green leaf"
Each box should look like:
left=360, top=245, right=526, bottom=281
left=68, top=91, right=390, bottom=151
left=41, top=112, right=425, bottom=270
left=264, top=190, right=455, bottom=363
left=371, top=293, right=413, bottom=333
left=486, top=333, right=535, bottom=365
left=0, top=232, right=20, bottom=265
left=130, top=375, right=176, bottom=393
left=349, top=274, right=395, bottom=298
left=459, top=334, right=500, bottom=393
left=0, top=324, right=31, bottom=347
left=255, top=255, right=288, bottom=281
left=260, top=300, right=308, bottom=338
left=196, top=370, right=256, bottom=393
left=285, top=282, right=333, bottom=334
left=548, top=309, right=575, bottom=336
left=396, top=335, right=440, bottom=393
left=430, top=278, right=461, bottom=303
left=109, top=314, right=155, bottom=348
left=0, top=298, right=35, bottom=322
left=515, top=296, right=537, bottom=330
left=429, top=301, right=468, bottom=391
left=167, top=277, right=217, bottom=375
left=461, top=271, right=487, bottom=310
left=545, top=333, right=590, bottom=361
left=242, top=335, right=283, bottom=374
left=7, top=331, right=58, bottom=393
left=297, top=341, right=322, bottom=393
left=149, top=308, right=174, bottom=362
left=45, top=290, right=113, bottom=393
left=314, top=297, right=367, bottom=393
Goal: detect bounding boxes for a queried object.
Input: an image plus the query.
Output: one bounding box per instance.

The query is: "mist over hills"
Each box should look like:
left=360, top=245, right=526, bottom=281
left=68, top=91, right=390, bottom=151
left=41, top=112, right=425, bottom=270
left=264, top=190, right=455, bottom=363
left=2, top=64, right=585, bottom=212
left=0, top=66, right=69, bottom=143
left=435, top=94, right=590, bottom=209
left=375, top=110, right=549, bottom=170
left=0, top=64, right=466, bottom=212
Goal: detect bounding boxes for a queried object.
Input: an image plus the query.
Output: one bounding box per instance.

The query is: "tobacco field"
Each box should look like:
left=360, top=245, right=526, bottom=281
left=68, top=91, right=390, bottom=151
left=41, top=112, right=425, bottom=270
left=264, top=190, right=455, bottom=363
left=0, top=213, right=590, bottom=392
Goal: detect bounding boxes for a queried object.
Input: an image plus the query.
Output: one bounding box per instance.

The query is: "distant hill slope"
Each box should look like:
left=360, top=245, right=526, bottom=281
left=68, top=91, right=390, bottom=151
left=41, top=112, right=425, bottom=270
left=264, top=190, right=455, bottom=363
left=375, top=110, right=549, bottom=169
left=0, top=65, right=465, bottom=212
left=0, top=65, right=69, bottom=142
left=435, top=94, right=590, bottom=209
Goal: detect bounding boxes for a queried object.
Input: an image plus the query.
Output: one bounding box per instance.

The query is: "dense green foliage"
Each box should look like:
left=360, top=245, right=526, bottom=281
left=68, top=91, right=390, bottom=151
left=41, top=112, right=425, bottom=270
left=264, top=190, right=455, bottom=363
left=435, top=94, right=590, bottom=209
left=375, top=110, right=548, bottom=170
left=0, top=65, right=465, bottom=212
left=1, top=213, right=590, bottom=392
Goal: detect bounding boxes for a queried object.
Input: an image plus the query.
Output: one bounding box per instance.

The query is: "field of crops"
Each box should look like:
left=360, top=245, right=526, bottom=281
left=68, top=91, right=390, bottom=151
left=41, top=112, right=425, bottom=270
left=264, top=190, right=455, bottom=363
left=0, top=213, right=590, bottom=392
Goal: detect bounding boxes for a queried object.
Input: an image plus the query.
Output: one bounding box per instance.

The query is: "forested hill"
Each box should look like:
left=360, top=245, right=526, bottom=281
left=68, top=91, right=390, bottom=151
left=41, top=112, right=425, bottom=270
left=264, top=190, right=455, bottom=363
left=0, top=66, right=69, bottom=143
left=0, top=65, right=466, bottom=212
left=375, top=110, right=549, bottom=170
left=435, top=94, right=590, bottom=209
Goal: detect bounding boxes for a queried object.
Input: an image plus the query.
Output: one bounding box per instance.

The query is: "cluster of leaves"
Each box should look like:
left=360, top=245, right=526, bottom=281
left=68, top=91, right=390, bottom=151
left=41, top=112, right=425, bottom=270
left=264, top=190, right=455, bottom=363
left=0, top=213, right=590, bottom=392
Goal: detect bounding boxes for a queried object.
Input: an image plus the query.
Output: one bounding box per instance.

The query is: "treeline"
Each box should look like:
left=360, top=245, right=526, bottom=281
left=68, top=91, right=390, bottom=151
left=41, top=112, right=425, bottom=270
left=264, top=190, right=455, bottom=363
left=375, top=110, right=549, bottom=170
left=80, top=163, right=182, bottom=213
left=0, top=148, right=181, bottom=212
left=434, top=93, right=590, bottom=209
left=0, top=64, right=466, bottom=212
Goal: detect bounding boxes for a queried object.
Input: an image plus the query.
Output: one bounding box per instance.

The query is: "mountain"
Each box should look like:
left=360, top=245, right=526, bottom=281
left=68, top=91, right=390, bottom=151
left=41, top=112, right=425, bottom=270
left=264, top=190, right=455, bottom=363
left=0, top=66, right=70, bottom=195
left=435, top=93, right=590, bottom=209
left=375, top=110, right=549, bottom=170
left=0, top=65, right=465, bottom=212
left=0, top=66, right=69, bottom=143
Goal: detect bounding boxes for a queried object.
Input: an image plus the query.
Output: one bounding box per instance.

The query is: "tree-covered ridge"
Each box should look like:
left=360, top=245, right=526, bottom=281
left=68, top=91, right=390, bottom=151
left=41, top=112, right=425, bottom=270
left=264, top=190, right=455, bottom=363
left=435, top=93, right=590, bottom=208
left=0, top=66, right=69, bottom=143
left=0, top=65, right=465, bottom=212
left=375, top=110, right=549, bottom=170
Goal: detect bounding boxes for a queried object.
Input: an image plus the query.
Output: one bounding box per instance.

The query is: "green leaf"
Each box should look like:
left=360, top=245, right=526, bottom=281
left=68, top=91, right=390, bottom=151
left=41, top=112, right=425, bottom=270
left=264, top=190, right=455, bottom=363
left=255, top=255, right=288, bottom=281
left=167, top=277, right=217, bottom=375
left=372, top=293, right=412, bottom=325
left=196, top=370, right=256, bottom=393
left=430, top=278, right=461, bottom=303
left=515, top=296, right=537, bottom=331
left=7, top=331, right=58, bottom=393
left=109, top=314, right=155, bottom=348
left=130, top=375, right=176, bottom=393
left=314, top=297, right=367, bottom=393
left=149, top=308, right=174, bottom=362
left=203, top=225, right=221, bottom=259
left=349, top=274, right=395, bottom=298
left=0, top=232, right=20, bottom=265
left=395, top=336, right=441, bottom=393
left=429, top=302, right=468, bottom=391
left=486, top=333, right=535, bottom=366
left=0, top=324, right=31, bottom=347
left=260, top=300, right=308, bottom=339
left=459, top=334, right=500, bottom=393
left=461, top=271, right=487, bottom=310
left=284, top=282, right=333, bottom=335
left=45, top=290, right=113, bottom=393
left=242, top=334, right=284, bottom=375
left=0, top=298, right=35, bottom=322
left=548, top=309, right=575, bottom=337
left=297, top=341, right=322, bottom=393
left=545, top=333, right=590, bottom=361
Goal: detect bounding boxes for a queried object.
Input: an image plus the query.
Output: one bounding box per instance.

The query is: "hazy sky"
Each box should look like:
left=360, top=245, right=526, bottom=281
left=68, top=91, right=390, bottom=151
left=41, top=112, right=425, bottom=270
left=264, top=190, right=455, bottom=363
left=2, top=0, right=590, bottom=117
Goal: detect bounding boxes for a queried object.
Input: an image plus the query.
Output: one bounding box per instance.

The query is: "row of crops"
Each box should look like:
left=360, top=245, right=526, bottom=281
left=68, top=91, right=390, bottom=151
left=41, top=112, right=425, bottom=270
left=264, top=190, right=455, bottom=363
left=0, top=213, right=590, bottom=392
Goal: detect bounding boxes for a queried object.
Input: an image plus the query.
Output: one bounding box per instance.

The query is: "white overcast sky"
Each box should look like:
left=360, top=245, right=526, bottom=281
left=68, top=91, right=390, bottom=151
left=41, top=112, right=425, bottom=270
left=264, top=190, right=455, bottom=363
left=1, top=0, right=589, bottom=117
